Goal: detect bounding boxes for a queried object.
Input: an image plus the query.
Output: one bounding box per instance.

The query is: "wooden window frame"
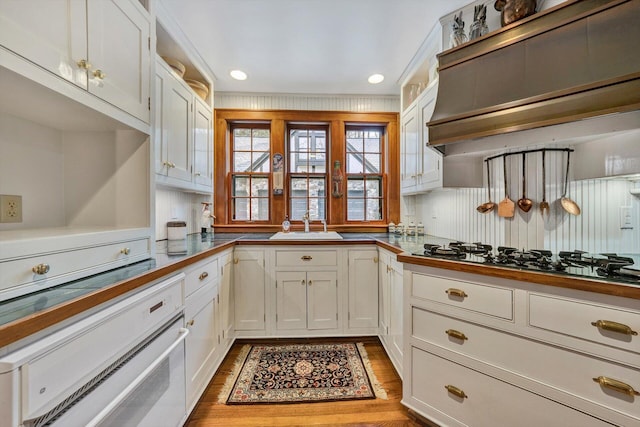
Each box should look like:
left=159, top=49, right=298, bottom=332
left=214, top=109, right=400, bottom=233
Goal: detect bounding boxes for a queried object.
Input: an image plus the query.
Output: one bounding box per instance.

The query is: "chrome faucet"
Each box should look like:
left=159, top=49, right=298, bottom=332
left=302, top=211, right=310, bottom=233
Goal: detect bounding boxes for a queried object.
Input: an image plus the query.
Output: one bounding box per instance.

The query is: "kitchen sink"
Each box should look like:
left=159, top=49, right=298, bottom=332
left=269, top=231, right=343, bottom=240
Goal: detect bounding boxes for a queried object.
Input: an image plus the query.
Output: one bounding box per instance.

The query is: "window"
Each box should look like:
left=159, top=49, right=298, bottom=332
left=231, top=125, right=270, bottom=221
left=288, top=126, right=328, bottom=220
left=345, top=127, right=383, bottom=221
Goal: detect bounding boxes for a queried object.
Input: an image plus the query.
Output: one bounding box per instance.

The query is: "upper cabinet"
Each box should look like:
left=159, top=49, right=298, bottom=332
left=0, top=0, right=151, bottom=126
left=154, top=56, right=213, bottom=193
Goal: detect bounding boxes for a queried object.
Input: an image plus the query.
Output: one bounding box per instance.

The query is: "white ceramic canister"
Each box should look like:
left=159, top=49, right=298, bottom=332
left=167, top=221, right=187, bottom=240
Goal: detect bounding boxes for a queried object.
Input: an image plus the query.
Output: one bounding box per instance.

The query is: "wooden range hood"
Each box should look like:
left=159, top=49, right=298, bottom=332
left=427, top=0, right=640, bottom=148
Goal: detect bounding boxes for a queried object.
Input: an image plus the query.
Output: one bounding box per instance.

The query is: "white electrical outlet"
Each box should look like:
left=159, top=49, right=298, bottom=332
left=620, top=206, right=633, bottom=229
left=0, top=195, right=22, bottom=223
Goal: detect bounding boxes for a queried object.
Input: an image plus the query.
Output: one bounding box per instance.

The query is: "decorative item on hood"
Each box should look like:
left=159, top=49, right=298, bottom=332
left=450, top=12, right=468, bottom=48
left=494, top=0, right=537, bottom=27
left=469, top=4, right=489, bottom=40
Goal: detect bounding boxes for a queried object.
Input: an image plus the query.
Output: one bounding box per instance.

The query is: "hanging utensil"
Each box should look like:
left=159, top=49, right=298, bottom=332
left=498, top=154, right=515, bottom=218
left=517, top=152, right=533, bottom=212
left=561, top=150, right=581, bottom=215
left=477, top=158, right=496, bottom=214
left=539, top=150, right=550, bottom=215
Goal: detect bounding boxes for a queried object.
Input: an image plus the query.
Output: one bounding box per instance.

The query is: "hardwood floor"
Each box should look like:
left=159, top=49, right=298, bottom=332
left=185, top=337, right=422, bottom=427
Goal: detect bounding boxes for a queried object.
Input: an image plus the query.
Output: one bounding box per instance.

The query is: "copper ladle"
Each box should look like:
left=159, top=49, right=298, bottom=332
left=539, top=150, right=550, bottom=215
left=477, top=158, right=496, bottom=213
left=560, top=150, right=581, bottom=216
left=517, top=152, right=533, bottom=212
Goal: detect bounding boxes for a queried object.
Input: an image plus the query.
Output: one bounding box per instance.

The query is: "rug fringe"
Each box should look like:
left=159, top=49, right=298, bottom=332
left=217, top=344, right=252, bottom=404
left=357, top=342, right=388, bottom=400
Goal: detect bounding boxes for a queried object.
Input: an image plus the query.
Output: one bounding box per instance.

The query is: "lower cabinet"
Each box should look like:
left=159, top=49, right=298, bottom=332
left=379, top=248, right=403, bottom=375
left=184, top=280, right=219, bottom=411
left=403, top=264, right=640, bottom=427
left=218, top=249, right=234, bottom=348
left=347, top=249, right=379, bottom=330
left=233, top=247, right=266, bottom=331
left=275, top=271, right=338, bottom=330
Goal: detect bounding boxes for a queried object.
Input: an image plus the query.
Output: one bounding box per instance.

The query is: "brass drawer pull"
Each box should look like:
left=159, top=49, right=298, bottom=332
left=199, top=272, right=209, bottom=281
left=591, top=320, right=638, bottom=336
left=445, top=384, right=468, bottom=399
left=301, top=255, right=313, bottom=261
left=593, top=376, right=639, bottom=396
left=120, top=248, right=130, bottom=255
left=446, top=329, right=468, bottom=341
left=445, top=288, right=468, bottom=298
left=32, top=263, right=50, bottom=275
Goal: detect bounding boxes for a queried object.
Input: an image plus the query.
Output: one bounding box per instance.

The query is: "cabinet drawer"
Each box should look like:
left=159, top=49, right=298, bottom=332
left=23, top=274, right=183, bottom=419
left=0, top=238, right=151, bottom=297
left=411, top=273, right=513, bottom=320
left=409, top=346, right=609, bottom=427
left=185, top=257, right=218, bottom=297
left=412, top=308, right=640, bottom=422
left=529, top=293, right=640, bottom=355
left=275, top=250, right=337, bottom=267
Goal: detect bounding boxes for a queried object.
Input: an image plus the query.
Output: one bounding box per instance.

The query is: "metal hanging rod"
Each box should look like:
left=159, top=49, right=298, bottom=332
left=484, top=147, right=574, bottom=162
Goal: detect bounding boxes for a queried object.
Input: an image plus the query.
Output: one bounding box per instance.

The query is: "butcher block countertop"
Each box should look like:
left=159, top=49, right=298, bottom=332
left=1, top=232, right=638, bottom=350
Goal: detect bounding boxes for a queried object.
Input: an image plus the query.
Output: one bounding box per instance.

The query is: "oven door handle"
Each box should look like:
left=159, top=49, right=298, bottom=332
left=85, top=327, right=190, bottom=427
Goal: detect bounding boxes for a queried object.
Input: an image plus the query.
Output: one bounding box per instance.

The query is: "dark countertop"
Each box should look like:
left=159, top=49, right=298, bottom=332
left=1, top=231, right=638, bottom=349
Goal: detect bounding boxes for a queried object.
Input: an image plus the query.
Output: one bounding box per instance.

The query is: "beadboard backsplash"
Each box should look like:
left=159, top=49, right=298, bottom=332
left=411, top=149, right=640, bottom=253
left=155, top=188, right=211, bottom=241
left=214, top=92, right=400, bottom=112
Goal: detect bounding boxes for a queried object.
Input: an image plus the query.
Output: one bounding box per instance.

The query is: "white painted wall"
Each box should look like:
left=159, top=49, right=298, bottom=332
left=214, top=92, right=400, bottom=112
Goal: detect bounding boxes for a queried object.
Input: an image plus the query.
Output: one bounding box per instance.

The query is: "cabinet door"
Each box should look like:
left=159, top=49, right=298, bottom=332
left=154, top=66, right=168, bottom=174
left=164, top=75, right=193, bottom=182
left=219, top=252, right=234, bottom=342
left=417, top=85, right=442, bottom=190
left=307, top=271, right=338, bottom=330
left=276, top=271, right=308, bottom=330
left=185, top=284, right=219, bottom=408
left=379, top=255, right=391, bottom=336
left=193, top=98, right=213, bottom=189
left=0, top=0, right=88, bottom=88
left=400, top=104, right=419, bottom=194
left=87, top=0, right=150, bottom=123
left=348, top=250, right=379, bottom=329
left=389, top=264, right=404, bottom=360
left=234, top=249, right=265, bottom=331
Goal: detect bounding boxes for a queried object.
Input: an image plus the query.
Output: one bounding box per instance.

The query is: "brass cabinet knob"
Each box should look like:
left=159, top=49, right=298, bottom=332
left=120, top=248, right=130, bottom=255
left=234, top=258, right=239, bottom=264
left=32, top=263, right=50, bottom=275
left=301, top=280, right=306, bottom=286
left=199, top=272, right=209, bottom=281
left=187, top=319, right=195, bottom=327
left=373, top=257, right=378, bottom=263
left=77, top=59, right=91, bottom=70
left=593, top=376, right=639, bottom=396
left=93, top=69, right=106, bottom=79
left=308, top=280, right=312, bottom=286
left=445, top=384, right=468, bottom=399
left=445, top=288, right=468, bottom=298
left=591, top=320, right=638, bottom=336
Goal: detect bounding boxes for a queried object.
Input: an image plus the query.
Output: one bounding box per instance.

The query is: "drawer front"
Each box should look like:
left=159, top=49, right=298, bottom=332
left=411, top=273, right=513, bottom=320
left=409, top=346, right=610, bottom=427
left=529, top=293, right=640, bottom=355
left=185, top=257, right=218, bottom=297
left=412, top=308, right=640, bottom=421
left=0, top=238, right=150, bottom=295
left=24, top=275, right=183, bottom=419
left=275, top=250, right=337, bottom=267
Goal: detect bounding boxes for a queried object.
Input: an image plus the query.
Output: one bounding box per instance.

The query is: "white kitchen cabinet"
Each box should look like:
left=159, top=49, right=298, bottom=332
left=0, top=0, right=150, bottom=124
left=275, top=270, right=338, bottom=331
left=218, top=249, right=234, bottom=346
left=184, top=279, right=219, bottom=411
left=155, top=57, right=213, bottom=193
left=416, top=84, right=442, bottom=191
left=347, top=249, right=378, bottom=329
left=403, top=264, right=640, bottom=427
left=233, top=247, right=266, bottom=331
left=400, top=103, right=419, bottom=194
left=378, top=248, right=403, bottom=375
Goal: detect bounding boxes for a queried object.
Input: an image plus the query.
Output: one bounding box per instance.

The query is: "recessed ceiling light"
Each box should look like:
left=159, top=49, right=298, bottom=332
left=230, top=70, right=247, bottom=80
left=368, top=74, right=384, bottom=84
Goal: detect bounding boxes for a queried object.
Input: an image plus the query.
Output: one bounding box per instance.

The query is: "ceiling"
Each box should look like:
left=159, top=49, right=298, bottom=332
left=159, top=0, right=471, bottom=95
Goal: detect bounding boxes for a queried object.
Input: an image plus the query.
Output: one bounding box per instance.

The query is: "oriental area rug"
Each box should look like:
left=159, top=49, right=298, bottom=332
left=218, top=342, right=387, bottom=404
